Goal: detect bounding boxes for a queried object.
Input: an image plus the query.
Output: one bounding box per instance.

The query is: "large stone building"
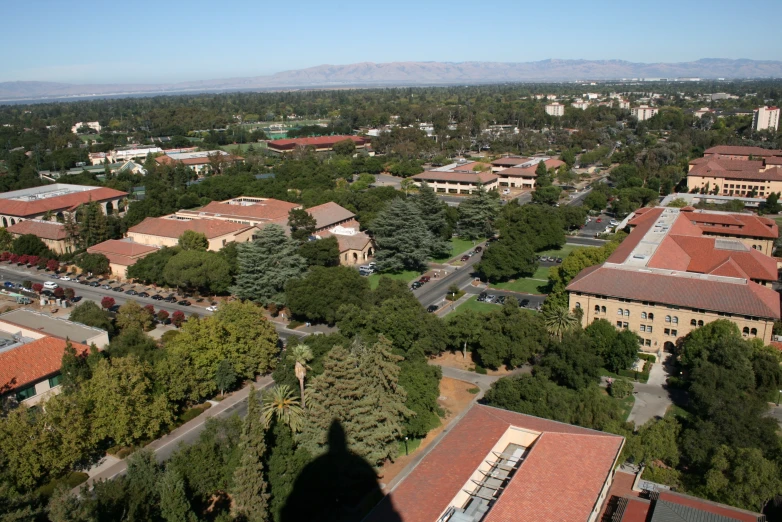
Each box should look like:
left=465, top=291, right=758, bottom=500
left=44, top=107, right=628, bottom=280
left=412, top=162, right=499, bottom=194
left=686, top=145, right=782, bottom=197
left=266, top=135, right=369, bottom=154
left=86, top=239, right=161, bottom=279
left=489, top=156, right=565, bottom=189
left=567, top=206, right=781, bottom=350
left=0, top=184, right=127, bottom=228
left=154, top=150, right=243, bottom=174
left=128, top=217, right=256, bottom=250
left=7, top=220, right=72, bottom=254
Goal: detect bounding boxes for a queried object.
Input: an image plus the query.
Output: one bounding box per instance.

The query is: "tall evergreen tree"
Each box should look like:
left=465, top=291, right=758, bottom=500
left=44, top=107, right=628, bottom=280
left=287, top=208, right=316, bottom=242
left=457, top=186, right=501, bottom=239
left=265, top=420, right=310, bottom=522
left=75, top=201, right=110, bottom=249
left=371, top=198, right=435, bottom=272
left=159, top=468, right=195, bottom=522
left=411, top=182, right=451, bottom=257
left=232, top=225, right=307, bottom=305
left=232, top=388, right=270, bottom=522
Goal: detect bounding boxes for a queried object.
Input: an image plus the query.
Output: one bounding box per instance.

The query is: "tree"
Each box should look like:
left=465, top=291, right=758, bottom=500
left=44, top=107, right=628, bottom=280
left=457, top=186, right=501, bottom=239
left=262, top=384, right=304, bottom=432
left=298, top=236, right=340, bottom=266
left=171, top=310, right=185, bottom=328
left=47, top=258, right=59, bottom=271
left=125, top=449, right=162, bottom=521
left=583, top=190, right=608, bottom=212
left=411, top=182, right=451, bottom=255
left=371, top=198, right=437, bottom=272
left=0, top=227, right=12, bottom=251
left=532, top=185, right=562, bottom=206
left=332, top=138, right=356, bottom=156
left=60, top=339, right=91, bottom=394
left=163, top=250, right=232, bottom=294
left=214, top=359, right=237, bottom=396
left=535, top=160, right=549, bottom=177
left=158, top=468, right=195, bottom=522
left=128, top=246, right=179, bottom=285
left=288, top=344, right=313, bottom=409
left=11, top=234, right=51, bottom=257
left=69, top=300, right=114, bottom=334
left=76, top=252, right=109, bottom=275
left=703, top=445, right=782, bottom=512
left=542, top=306, right=578, bottom=341
left=232, top=388, right=270, bottom=522
left=477, top=238, right=537, bottom=282
left=116, top=300, right=153, bottom=332
left=287, top=208, right=317, bottom=242
left=87, top=356, right=172, bottom=446
left=537, top=332, right=603, bottom=390
left=761, top=192, right=781, bottom=215
left=232, top=224, right=307, bottom=305
left=74, top=201, right=110, bottom=249
left=609, top=378, right=633, bottom=398
left=446, top=309, right=483, bottom=359
left=285, top=266, right=371, bottom=324
left=100, top=296, right=115, bottom=310
left=177, top=230, right=208, bottom=251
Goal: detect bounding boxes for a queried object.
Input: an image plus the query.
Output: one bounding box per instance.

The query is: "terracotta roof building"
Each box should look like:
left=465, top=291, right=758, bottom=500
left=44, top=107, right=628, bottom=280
left=0, top=336, right=90, bottom=407
left=7, top=219, right=72, bottom=254
left=0, top=184, right=127, bottom=226
left=413, top=162, right=499, bottom=194
left=175, top=197, right=300, bottom=227
left=87, top=239, right=161, bottom=280
left=568, top=206, right=781, bottom=350
left=688, top=147, right=782, bottom=197
left=154, top=150, right=243, bottom=173
left=127, top=217, right=256, bottom=251
left=267, top=135, right=369, bottom=153
left=306, top=201, right=357, bottom=232
left=366, top=404, right=624, bottom=522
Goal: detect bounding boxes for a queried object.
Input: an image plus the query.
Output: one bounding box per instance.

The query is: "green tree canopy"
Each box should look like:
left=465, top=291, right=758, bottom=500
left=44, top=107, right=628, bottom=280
left=286, top=266, right=371, bottom=324
left=177, top=230, right=208, bottom=251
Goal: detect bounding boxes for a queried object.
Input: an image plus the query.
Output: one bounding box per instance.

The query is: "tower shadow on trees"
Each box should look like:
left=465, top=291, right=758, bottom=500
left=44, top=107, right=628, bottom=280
left=280, top=420, right=402, bottom=522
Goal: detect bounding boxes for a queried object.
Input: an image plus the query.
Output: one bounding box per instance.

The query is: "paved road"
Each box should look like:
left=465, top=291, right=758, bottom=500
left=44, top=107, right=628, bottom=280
left=413, top=254, right=483, bottom=309
left=566, top=236, right=608, bottom=247
left=0, top=266, right=306, bottom=341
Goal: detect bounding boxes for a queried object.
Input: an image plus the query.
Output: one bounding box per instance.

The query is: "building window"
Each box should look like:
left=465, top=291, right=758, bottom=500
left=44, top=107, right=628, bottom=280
left=15, top=386, right=36, bottom=401
left=690, top=319, right=697, bottom=326
left=601, top=306, right=606, bottom=313
left=616, top=321, right=622, bottom=328
left=575, top=302, right=581, bottom=309
left=595, top=305, right=600, bottom=313
left=645, top=339, right=651, bottom=346
left=640, top=325, right=646, bottom=332
left=641, top=312, right=647, bottom=320
left=624, top=309, right=630, bottom=317
left=750, top=328, right=757, bottom=336
left=647, top=326, right=652, bottom=333
left=671, top=330, right=677, bottom=337
left=648, top=313, right=654, bottom=320
left=697, top=320, right=704, bottom=327
left=743, top=327, right=750, bottom=336
left=672, top=317, right=678, bottom=325
left=617, top=308, right=623, bottom=316
left=664, top=328, right=670, bottom=335
left=665, top=315, right=671, bottom=323
left=48, top=374, right=62, bottom=388
left=622, top=322, right=629, bottom=328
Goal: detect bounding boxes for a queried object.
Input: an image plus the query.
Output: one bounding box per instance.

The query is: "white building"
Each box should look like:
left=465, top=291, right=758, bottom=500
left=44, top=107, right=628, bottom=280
left=630, top=105, right=659, bottom=121
left=694, top=107, right=715, bottom=119
left=111, top=146, right=162, bottom=162
left=545, top=102, right=565, bottom=117
left=752, top=106, right=780, bottom=132
left=618, top=100, right=630, bottom=110
left=572, top=100, right=590, bottom=110
left=71, top=121, right=101, bottom=134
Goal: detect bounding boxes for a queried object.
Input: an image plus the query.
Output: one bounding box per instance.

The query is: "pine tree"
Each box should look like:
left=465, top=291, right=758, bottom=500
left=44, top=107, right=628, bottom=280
left=457, top=186, right=501, bottom=239
left=159, top=468, right=195, bottom=522
left=371, top=198, right=436, bottom=272
left=412, top=182, right=451, bottom=257
left=232, top=388, right=270, bottom=522
left=231, top=225, right=307, bottom=305
left=60, top=339, right=90, bottom=394
left=265, top=420, right=310, bottom=522
left=75, top=201, right=110, bottom=249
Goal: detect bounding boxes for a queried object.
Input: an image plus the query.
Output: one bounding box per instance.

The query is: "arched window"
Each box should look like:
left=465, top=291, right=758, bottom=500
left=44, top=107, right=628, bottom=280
left=624, top=309, right=630, bottom=317
left=665, top=315, right=671, bottom=323
left=9, top=219, right=15, bottom=225
left=742, top=327, right=750, bottom=336
left=750, top=328, right=757, bottom=336
left=672, top=317, right=678, bottom=324
left=641, top=312, right=647, bottom=320
left=648, top=313, right=654, bottom=320
left=56, top=212, right=64, bottom=223
left=690, top=319, right=697, bottom=326
left=601, top=306, right=606, bottom=313
left=1, top=217, right=6, bottom=227
left=617, top=308, right=624, bottom=316
left=594, top=305, right=600, bottom=313
left=698, top=320, right=704, bottom=326
left=575, top=302, right=581, bottom=309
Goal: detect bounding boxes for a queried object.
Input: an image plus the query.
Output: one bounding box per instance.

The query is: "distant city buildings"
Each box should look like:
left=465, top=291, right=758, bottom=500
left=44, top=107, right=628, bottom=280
left=71, top=121, right=101, bottom=134
left=630, top=105, right=659, bottom=121
left=571, top=100, right=590, bottom=110
left=752, top=106, right=780, bottom=132
left=545, top=102, right=565, bottom=117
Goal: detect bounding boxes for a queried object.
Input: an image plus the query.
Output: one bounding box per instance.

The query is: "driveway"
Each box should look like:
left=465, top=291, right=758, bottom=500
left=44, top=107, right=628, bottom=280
left=626, top=352, right=683, bottom=426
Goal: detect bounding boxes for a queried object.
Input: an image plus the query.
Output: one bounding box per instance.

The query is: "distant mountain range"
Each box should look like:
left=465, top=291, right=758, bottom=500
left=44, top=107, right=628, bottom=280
left=2, top=58, right=782, bottom=102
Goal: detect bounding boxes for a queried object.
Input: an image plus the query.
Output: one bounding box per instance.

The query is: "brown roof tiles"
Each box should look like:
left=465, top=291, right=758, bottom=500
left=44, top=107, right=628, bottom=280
left=0, top=187, right=127, bottom=218
left=0, top=337, right=89, bottom=394
left=128, top=217, right=254, bottom=240
left=7, top=220, right=68, bottom=240
left=306, top=202, right=355, bottom=230
left=412, top=171, right=498, bottom=184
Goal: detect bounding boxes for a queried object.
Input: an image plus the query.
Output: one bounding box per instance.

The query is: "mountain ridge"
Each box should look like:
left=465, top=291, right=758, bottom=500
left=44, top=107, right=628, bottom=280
left=2, top=58, right=781, bottom=102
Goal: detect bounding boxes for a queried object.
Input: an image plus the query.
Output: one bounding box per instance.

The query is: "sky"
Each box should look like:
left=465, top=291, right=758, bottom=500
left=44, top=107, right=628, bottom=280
left=1, top=0, right=781, bottom=84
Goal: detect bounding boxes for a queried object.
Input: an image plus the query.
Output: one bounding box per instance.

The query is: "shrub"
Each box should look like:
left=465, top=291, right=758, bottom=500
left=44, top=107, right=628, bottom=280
left=100, top=296, right=115, bottom=309
left=21, top=280, right=31, bottom=289
left=32, top=283, right=43, bottom=293
left=609, top=378, right=634, bottom=398
left=157, top=310, right=169, bottom=322
left=467, top=387, right=480, bottom=394
left=46, top=259, right=59, bottom=271
left=171, top=310, right=185, bottom=328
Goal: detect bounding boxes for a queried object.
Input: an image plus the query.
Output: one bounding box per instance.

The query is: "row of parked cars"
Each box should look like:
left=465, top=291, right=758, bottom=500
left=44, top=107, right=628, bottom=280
left=537, top=255, right=563, bottom=264
left=69, top=277, right=193, bottom=306
left=358, top=262, right=377, bottom=276
left=459, top=246, right=483, bottom=262
left=477, top=292, right=539, bottom=310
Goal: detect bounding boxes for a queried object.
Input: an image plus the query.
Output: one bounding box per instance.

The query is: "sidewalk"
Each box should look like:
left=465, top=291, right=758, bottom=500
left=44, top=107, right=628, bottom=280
left=74, top=375, right=274, bottom=493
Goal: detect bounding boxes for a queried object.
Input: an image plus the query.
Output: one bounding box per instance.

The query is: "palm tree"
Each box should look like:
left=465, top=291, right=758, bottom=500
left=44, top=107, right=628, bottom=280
left=262, top=385, right=304, bottom=432
left=543, top=306, right=578, bottom=341
left=288, top=344, right=313, bottom=409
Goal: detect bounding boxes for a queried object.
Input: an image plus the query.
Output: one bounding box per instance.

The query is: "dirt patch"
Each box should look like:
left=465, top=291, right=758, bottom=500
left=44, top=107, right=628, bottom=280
left=377, top=376, right=476, bottom=486
left=430, top=350, right=514, bottom=376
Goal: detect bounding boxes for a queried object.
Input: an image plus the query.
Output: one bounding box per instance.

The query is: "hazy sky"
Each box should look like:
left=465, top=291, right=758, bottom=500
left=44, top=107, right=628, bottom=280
left=2, top=0, right=780, bottom=84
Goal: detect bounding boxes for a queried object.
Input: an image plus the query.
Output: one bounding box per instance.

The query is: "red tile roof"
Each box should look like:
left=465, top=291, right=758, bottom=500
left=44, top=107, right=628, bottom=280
left=704, top=145, right=782, bottom=158
left=688, top=157, right=765, bottom=170
left=267, top=135, right=367, bottom=151
left=688, top=166, right=782, bottom=182
left=87, top=240, right=159, bottom=267
left=656, top=491, right=762, bottom=522
left=567, top=265, right=781, bottom=319
left=686, top=211, right=778, bottom=239
left=0, top=337, right=89, bottom=394
left=491, top=156, right=530, bottom=167
left=181, top=198, right=299, bottom=223
left=0, top=187, right=127, bottom=218
left=306, top=202, right=355, bottom=230
left=366, top=404, right=623, bottom=522
left=412, top=171, right=498, bottom=184
left=618, top=498, right=651, bottom=522
left=155, top=153, right=242, bottom=167
left=7, top=220, right=68, bottom=240
left=128, top=217, right=254, bottom=239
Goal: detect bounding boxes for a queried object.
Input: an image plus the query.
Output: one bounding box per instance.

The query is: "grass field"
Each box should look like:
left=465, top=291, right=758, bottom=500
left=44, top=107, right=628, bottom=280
left=220, top=142, right=266, bottom=153
left=490, top=278, right=549, bottom=295
left=397, top=437, right=422, bottom=457
left=450, top=295, right=500, bottom=316
left=431, top=238, right=485, bottom=263
left=538, top=244, right=582, bottom=258
left=367, top=270, right=420, bottom=290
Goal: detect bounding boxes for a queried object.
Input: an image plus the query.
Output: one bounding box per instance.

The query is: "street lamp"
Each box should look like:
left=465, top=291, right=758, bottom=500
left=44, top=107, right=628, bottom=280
left=404, top=436, right=409, bottom=456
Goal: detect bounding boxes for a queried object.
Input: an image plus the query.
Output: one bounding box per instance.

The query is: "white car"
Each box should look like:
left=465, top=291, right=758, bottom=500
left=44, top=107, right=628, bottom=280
left=43, top=281, right=58, bottom=290
left=206, top=306, right=218, bottom=312
left=609, top=220, right=619, bottom=226
left=502, top=188, right=510, bottom=195
left=59, top=275, right=71, bottom=281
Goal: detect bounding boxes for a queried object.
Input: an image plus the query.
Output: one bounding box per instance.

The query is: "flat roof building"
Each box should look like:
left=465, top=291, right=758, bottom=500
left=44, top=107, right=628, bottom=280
left=154, top=150, right=243, bottom=173
left=267, top=135, right=369, bottom=154
left=0, top=308, right=109, bottom=348
left=412, top=162, right=499, bottom=195
left=545, top=102, right=565, bottom=117
left=0, top=184, right=127, bottom=228
left=630, top=105, right=659, bottom=121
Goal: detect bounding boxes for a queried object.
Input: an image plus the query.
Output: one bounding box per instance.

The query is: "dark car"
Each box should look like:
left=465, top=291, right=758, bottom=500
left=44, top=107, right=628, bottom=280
left=460, top=255, right=470, bottom=262
left=125, top=289, right=138, bottom=296
left=177, top=300, right=191, bottom=306
left=111, top=286, right=123, bottom=292
left=3, top=281, right=14, bottom=289
left=519, top=299, right=530, bottom=307
left=79, top=279, right=90, bottom=285
left=89, top=281, right=100, bottom=287
left=497, top=296, right=506, bottom=304
left=151, top=294, right=163, bottom=301
left=411, top=281, right=423, bottom=290
left=477, top=292, right=487, bottom=302
left=426, top=304, right=439, bottom=313
left=474, top=246, right=483, bottom=253
left=109, top=305, right=121, bottom=313
left=41, top=290, right=53, bottom=297
left=138, top=292, right=150, bottom=298
left=164, top=296, right=178, bottom=303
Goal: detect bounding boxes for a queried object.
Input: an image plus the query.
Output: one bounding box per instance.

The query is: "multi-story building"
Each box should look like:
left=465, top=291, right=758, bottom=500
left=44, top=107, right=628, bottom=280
left=154, top=150, right=243, bottom=174
left=686, top=146, right=782, bottom=197
left=545, top=102, right=565, bottom=117
left=572, top=100, right=590, bottom=110
left=752, top=105, right=780, bottom=132
left=412, top=162, right=499, bottom=194
left=630, top=105, right=659, bottom=121
left=0, top=184, right=127, bottom=228
left=488, top=156, right=565, bottom=190
left=618, top=99, right=630, bottom=110
left=266, top=135, right=369, bottom=154
left=567, top=207, right=781, bottom=350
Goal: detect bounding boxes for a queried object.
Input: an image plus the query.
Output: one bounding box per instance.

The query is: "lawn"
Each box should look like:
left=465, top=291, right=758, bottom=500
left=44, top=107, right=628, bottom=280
left=490, top=278, right=549, bottom=295
left=431, top=237, right=485, bottom=263
left=367, top=270, right=420, bottom=290
left=616, top=394, right=636, bottom=422
left=532, top=266, right=550, bottom=280
left=220, top=142, right=266, bottom=153
left=450, top=295, right=500, bottom=316
left=397, top=437, right=423, bottom=457
left=538, top=243, right=582, bottom=259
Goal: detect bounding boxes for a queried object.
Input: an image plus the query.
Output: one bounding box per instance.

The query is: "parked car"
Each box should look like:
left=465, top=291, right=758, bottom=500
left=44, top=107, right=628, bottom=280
left=368, top=262, right=376, bottom=269
left=474, top=246, right=483, bottom=253
left=419, top=276, right=431, bottom=283
left=477, top=292, right=487, bottom=302
left=151, top=294, right=163, bottom=301
left=138, top=292, right=150, bottom=298
left=460, top=255, right=470, bottom=261
left=596, top=218, right=602, bottom=223
left=164, top=296, right=177, bottom=303
left=101, top=284, right=111, bottom=289
left=89, top=281, right=100, bottom=287
left=3, top=281, right=14, bottom=289
left=519, top=298, right=530, bottom=307
left=112, top=286, right=124, bottom=292
left=555, top=257, right=562, bottom=263
left=43, top=281, right=58, bottom=290
left=78, top=279, right=90, bottom=285
left=125, top=289, right=138, bottom=296
left=59, top=275, right=71, bottom=281
left=411, top=281, right=423, bottom=290
left=426, top=304, right=439, bottom=313
left=206, top=305, right=218, bottom=312
left=178, top=300, right=191, bottom=306
left=41, top=290, right=53, bottom=297
left=497, top=296, right=506, bottom=304
left=609, top=220, right=619, bottom=226
left=486, top=294, right=496, bottom=303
